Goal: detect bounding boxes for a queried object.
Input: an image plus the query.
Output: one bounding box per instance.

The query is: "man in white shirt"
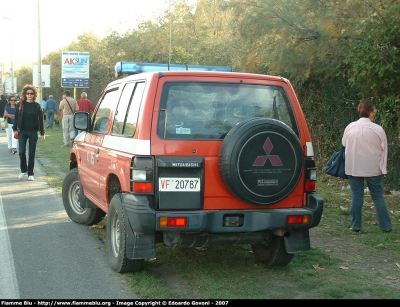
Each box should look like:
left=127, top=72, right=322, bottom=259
left=342, top=100, right=392, bottom=233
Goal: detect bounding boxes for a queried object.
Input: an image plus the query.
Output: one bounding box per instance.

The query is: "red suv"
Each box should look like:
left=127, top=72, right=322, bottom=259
left=62, top=62, right=323, bottom=273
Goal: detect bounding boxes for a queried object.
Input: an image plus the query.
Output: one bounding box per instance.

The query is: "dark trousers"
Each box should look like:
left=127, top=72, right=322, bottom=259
left=348, top=175, right=392, bottom=230
left=18, top=130, right=38, bottom=176
left=47, top=110, right=55, bottom=128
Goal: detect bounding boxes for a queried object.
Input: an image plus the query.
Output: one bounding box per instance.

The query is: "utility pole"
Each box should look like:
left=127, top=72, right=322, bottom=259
left=37, top=0, right=42, bottom=103
left=11, top=53, right=14, bottom=93
left=0, top=16, right=12, bottom=93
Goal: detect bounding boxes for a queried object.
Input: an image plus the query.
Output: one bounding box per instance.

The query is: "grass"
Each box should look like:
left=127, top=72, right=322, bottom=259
left=35, top=128, right=400, bottom=299
left=36, top=126, right=70, bottom=193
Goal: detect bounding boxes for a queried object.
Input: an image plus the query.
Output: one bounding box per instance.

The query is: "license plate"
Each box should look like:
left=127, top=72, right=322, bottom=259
left=159, top=178, right=200, bottom=192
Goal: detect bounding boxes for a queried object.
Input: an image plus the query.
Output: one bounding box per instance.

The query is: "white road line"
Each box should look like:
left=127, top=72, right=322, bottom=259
left=0, top=193, right=20, bottom=299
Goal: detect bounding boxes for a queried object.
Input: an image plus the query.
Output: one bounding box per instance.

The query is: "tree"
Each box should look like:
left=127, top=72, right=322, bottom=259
left=15, top=66, right=33, bottom=94
left=341, top=0, right=400, bottom=126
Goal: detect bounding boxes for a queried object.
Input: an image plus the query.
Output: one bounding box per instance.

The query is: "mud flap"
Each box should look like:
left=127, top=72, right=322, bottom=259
left=284, top=228, right=310, bottom=253
left=129, top=233, right=156, bottom=259
left=122, top=194, right=156, bottom=259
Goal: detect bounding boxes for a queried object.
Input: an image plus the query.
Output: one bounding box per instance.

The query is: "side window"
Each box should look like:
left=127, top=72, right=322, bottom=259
left=112, top=82, right=145, bottom=137
left=92, top=89, right=120, bottom=134
left=112, top=83, right=135, bottom=135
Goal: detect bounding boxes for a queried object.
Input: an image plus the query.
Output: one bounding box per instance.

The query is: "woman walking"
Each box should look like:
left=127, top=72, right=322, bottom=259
left=342, top=100, right=392, bottom=232
left=4, top=94, right=18, bottom=154
left=12, top=85, right=45, bottom=181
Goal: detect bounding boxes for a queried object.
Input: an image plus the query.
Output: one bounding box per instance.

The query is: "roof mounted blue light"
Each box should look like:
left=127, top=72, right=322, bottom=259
left=114, top=61, right=232, bottom=77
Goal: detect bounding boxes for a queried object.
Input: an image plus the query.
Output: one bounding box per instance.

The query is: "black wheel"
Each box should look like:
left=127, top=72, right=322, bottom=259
left=219, top=118, right=303, bottom=205
left=107, top=194, right=144, bottom=273
left=251, top=235, right=294, bottom=266
left=62, top=169, right=105, bottom=225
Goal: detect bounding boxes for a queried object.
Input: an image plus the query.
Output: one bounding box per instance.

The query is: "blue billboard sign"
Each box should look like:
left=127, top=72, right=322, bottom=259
left=61, top=51, right=90, bottom=88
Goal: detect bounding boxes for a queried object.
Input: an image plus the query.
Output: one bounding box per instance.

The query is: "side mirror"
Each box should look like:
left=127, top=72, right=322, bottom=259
left=74, top=112, right=90, bottom=131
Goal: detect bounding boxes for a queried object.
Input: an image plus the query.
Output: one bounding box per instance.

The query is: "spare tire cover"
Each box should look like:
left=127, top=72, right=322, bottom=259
left=219, top=118, right=303, bottom=205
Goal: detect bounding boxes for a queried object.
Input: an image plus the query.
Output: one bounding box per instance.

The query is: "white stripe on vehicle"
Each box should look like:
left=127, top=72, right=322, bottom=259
left=102, top=136, right=151, bottom=155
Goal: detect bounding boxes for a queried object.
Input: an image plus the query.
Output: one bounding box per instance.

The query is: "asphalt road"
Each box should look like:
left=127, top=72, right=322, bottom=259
left=0, top=129, right=140, bottom=299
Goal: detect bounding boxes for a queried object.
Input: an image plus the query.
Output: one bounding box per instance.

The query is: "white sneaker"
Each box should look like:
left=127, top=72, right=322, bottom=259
left=28, top=176, right=34, bottom=181
left=19, top=172, right=26, bottom=180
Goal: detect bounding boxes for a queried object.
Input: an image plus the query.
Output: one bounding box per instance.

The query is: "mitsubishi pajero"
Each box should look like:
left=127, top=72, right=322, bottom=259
left=62, top=62, right=323, bottom=273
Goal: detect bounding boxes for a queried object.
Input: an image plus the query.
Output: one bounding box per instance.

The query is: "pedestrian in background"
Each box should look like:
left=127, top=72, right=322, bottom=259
left=59, top=90, right=78, bottom=147
left=41, top=95, right=47, bottom=121
left=4, top=94, right=18, bottom=154
left=13, top=85, right=45, bottom=181
left=45, top=94, right=57, bottom=129
left=342, top=99, right=392, bottom=233
left=76, top=92, right=95, bottom=135
left=0, top=93, right=8, bottom=130
left=0, top=93, right=7, bottom=116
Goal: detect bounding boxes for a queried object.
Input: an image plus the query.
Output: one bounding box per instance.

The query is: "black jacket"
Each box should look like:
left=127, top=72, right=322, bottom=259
left=13, top=100, right=45, bottom=136
left=0, top=98, right=7, bottom=117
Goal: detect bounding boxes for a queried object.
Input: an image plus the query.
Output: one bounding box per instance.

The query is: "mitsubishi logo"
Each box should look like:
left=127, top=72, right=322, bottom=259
left=252, top=137, right=283, bottom=167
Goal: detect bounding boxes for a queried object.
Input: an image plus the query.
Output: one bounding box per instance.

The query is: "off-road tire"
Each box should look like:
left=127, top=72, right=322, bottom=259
left=62, top=169, right=105, bottom=225
left=107, top=194, right=144, bottom=273
left=251, top=235, right=294, bottom=266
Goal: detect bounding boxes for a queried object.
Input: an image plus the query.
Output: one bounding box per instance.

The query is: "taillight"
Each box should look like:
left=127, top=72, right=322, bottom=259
left=159, top=216, right=188, bottom=228
left=287, top=215, right=310, bottom=225
left=304, top=157, right=317, bottom=193
left=132, top=182, right=153, bottom=193
left=305, top=180, right=316, bottom=192
left=131, top=157, right=154, bottom=194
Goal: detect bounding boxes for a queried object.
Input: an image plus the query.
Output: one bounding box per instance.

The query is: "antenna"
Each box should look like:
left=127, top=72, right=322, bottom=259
left=168, top=0, right=172, bottom=68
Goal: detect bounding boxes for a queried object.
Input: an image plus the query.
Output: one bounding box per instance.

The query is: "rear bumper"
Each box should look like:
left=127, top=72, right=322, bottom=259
left=155, top=193, right=323, bottom=232
left=123, top=193, right=323, bottom=233
left=122, top=193, right=323, bottom=258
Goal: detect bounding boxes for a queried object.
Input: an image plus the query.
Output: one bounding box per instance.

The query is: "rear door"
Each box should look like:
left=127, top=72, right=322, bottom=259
left=78, top=88, right=120, bottom=208
left=151, top=75, right=304, bottom=210
left=83, top=81, right=147, bottom=207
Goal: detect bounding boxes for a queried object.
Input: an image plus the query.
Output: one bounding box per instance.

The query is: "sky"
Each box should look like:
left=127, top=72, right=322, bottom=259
left=0, top=0, right=177, bottom=64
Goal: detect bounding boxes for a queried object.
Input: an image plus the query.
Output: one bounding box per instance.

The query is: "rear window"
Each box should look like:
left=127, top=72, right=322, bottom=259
left=157, top=82, right=299, bottom=140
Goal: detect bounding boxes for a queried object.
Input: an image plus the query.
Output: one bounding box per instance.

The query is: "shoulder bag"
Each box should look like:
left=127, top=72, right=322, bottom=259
left=1, top=115, right=7, bottom=128
left=64, top=98, right=75, bottom=114
left=325, top=147, right=348, bottom=179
